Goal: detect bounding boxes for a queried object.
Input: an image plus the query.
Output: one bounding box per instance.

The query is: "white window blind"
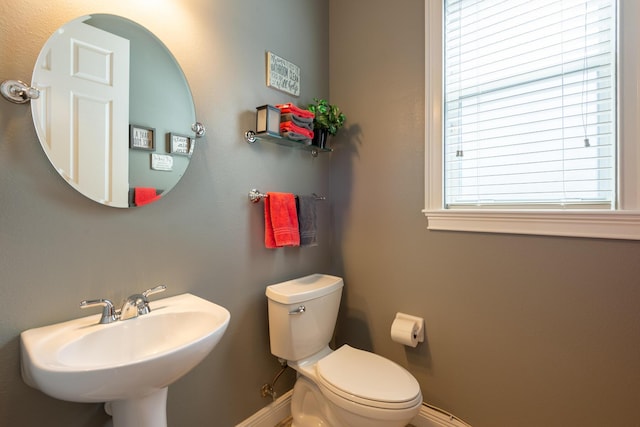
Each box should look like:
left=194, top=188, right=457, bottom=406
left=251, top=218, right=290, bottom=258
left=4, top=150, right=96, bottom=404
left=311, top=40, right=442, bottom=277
left=443, top=0, right=616, bottom=209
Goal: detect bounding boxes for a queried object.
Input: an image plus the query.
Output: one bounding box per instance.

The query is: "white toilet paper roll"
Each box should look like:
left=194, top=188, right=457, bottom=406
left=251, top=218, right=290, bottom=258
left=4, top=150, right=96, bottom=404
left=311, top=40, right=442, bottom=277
left=390, top=317, right=419, bottom=347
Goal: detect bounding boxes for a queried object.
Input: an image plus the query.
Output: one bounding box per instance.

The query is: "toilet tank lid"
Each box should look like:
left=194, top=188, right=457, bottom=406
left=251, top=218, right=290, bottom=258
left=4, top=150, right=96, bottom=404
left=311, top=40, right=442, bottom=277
left=266, top=274, right=344, bottom=304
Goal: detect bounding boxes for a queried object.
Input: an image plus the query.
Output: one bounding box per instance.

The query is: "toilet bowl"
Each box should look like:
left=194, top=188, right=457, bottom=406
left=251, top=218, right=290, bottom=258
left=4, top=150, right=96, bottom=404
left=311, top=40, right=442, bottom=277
left=266, top=274, right=422, bottom=427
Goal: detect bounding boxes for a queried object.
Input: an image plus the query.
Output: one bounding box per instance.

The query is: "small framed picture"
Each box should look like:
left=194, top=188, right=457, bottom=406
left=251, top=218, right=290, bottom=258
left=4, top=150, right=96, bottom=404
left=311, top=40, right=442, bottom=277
left=167, top=132, right=194, bottom=156
left=266, top=51, right=300, bottom=96
left=151, top=153, right=174, bottom=171
left=130, top=125, right=155, bottom=150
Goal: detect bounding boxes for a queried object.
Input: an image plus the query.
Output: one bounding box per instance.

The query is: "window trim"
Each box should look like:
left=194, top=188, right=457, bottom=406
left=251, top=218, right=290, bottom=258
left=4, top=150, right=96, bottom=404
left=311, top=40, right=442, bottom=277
left=424, top=0, right=640, bottom=240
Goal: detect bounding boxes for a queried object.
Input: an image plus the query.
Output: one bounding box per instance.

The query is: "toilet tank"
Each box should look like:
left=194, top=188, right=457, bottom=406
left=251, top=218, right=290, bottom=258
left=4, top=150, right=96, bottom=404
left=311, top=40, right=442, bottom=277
left=266, top=274, right=343, bottom=362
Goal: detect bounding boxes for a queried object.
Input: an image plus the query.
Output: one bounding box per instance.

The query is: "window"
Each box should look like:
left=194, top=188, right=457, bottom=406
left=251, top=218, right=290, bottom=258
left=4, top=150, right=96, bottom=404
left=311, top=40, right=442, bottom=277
left=445, top=0, right=615, bottom=208
left=424, top=0, right=640, bottom=240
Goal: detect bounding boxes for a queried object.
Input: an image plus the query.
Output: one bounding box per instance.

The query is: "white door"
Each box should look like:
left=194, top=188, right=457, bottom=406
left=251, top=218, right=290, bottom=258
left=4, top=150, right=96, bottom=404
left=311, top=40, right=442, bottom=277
left=32, top=17, right=130, bottom=207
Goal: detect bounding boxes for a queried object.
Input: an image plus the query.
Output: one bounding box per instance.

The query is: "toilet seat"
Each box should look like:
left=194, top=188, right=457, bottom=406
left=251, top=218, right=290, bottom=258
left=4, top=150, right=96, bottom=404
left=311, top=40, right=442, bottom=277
left=316, top=345, right=422, bottom=410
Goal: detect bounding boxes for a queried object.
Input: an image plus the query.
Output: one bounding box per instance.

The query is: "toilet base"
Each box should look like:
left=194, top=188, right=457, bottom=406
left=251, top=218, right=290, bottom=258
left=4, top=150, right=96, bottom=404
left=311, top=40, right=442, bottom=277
left=291, top=376, right=340, bottom=427
left=291, top=376, right=418, bottom=427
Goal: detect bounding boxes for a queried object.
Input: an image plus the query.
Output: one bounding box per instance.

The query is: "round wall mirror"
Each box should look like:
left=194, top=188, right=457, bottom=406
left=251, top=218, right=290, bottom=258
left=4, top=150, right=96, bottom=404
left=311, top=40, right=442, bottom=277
left=31, top=14, right=197, bottom=208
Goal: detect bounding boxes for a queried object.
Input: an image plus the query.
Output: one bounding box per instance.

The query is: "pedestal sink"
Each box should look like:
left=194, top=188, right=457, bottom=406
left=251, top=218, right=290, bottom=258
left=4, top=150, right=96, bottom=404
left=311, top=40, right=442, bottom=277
left=20, top=293, right=230, bottom=427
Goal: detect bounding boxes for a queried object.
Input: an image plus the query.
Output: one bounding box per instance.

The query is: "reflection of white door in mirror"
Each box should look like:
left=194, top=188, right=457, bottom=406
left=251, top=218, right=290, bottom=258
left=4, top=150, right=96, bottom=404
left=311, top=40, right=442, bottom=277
left=32, top=18, right=130, bottom=207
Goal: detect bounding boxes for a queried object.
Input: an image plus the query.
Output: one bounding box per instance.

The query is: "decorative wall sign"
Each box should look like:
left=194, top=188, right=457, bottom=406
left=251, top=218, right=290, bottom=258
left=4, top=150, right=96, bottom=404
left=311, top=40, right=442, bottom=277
left=266, top=51, right=300, bottom=97
left=167, top=132, right=193, bottom=156
left=130, top=125, right=155, bottom=150
left=151, top=153, right=173, bottom=171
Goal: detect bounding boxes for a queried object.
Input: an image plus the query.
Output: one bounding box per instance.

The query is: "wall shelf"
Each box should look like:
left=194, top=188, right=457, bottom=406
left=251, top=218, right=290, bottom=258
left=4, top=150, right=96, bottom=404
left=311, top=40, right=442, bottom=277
left=244, top=131, right=332, bottom=157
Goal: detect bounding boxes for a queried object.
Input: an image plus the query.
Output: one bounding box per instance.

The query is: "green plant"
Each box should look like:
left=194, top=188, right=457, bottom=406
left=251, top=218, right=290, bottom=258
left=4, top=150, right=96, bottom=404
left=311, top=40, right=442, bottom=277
left=307, top=98, right=346, bottom=136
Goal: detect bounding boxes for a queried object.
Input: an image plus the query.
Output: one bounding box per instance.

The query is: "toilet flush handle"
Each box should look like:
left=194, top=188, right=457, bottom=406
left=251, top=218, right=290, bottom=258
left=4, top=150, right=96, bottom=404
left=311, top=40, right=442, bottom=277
left=289, top=305, right=306, bottom=315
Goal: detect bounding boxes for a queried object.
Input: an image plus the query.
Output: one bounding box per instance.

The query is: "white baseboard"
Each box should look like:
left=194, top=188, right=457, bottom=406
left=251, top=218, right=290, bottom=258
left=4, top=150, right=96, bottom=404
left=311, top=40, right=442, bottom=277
left=235, top=390, right=292, bottom=427
left=411, top=404, right=471, bottom=427
left=236, top=391, right=471, bottom=427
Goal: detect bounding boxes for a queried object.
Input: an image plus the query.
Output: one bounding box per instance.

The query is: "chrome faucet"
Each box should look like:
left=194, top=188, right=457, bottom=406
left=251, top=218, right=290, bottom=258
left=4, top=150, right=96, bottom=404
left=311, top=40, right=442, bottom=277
left=120, top=285, right=167, bottom=320
left=80, top=285, right=167, bottom=324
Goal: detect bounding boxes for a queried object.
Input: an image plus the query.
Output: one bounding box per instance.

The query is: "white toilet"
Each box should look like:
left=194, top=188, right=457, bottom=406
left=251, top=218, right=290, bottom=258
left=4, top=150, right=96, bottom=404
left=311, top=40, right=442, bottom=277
left=266, top=274, right=422, bottom=427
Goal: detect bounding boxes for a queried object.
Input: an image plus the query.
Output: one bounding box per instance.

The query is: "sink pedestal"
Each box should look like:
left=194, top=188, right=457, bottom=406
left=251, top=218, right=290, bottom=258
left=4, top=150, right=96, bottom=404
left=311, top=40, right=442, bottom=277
left=107, top=388, right=168, bottom=427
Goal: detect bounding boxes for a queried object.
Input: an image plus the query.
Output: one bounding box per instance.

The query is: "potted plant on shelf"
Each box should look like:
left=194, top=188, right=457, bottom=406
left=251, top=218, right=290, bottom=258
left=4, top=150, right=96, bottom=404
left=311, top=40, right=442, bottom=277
left=307, top=98, right=346, bottom=149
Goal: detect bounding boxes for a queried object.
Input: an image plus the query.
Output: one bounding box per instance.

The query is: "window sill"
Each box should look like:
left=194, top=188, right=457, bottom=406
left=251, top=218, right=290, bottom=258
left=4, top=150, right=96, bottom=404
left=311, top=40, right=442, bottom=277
left=422, top=209, right=640, bottom=240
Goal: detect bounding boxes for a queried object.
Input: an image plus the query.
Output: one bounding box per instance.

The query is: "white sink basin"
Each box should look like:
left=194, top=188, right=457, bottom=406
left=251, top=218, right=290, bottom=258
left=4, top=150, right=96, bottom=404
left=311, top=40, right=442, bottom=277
left=20, top=293, right=230, bottom=426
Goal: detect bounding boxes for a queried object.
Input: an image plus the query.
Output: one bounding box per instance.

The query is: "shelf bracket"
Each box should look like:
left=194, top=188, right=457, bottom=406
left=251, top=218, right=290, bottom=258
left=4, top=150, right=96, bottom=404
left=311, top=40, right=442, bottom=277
left=244, top=130, right=323, bottom=157
left=245, top=130, right=257, bottom=143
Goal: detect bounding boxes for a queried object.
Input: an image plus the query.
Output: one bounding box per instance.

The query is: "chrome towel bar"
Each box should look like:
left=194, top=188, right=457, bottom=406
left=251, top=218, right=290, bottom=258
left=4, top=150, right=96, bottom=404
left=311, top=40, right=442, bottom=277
left=248, top=189, right=325, bottom=204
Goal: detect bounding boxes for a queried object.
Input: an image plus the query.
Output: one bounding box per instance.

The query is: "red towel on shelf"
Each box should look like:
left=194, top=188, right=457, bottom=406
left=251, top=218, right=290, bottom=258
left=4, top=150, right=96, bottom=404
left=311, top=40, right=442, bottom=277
left=276, top=103, right=315, bottom=119
left=280, top=121, right=314, bottom=140
left=264, top=192, right=300, bottom=248
left=135, top=187, right=161, bottom=206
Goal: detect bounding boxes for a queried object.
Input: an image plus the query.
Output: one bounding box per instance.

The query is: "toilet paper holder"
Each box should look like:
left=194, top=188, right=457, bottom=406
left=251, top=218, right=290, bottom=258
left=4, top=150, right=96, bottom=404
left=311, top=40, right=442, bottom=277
left=391, top=312, right=425, bottom=346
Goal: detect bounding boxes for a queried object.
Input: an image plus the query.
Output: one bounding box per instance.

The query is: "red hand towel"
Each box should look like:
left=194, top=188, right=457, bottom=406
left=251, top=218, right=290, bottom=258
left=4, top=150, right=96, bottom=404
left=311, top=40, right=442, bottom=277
left=135, top=187, right=161, bottom=206
left=275, top=103, right=315, bottom=119
left=264, top=192, right=300, bottom=248
left=280, top=121, right=314, bottom=139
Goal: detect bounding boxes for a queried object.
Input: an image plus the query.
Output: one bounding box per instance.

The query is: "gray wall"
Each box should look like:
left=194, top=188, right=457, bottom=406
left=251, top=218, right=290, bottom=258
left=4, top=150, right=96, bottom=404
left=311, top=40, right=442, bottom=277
left=329, top=1, right=640, bottom=427
left=0, top=0, right=327, bottom=425
left=3, top=1, right=640, bottom=427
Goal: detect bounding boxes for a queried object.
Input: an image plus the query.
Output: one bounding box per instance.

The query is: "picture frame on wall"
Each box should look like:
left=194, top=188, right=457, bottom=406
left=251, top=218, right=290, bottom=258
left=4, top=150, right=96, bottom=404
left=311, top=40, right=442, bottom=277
left=130, top=125, right=155, bottom=150
left=167, top=132, right=194, bottom=156
left=266, top=51, right=301, bottom=97
left=151, top=153, right=174, bottom=171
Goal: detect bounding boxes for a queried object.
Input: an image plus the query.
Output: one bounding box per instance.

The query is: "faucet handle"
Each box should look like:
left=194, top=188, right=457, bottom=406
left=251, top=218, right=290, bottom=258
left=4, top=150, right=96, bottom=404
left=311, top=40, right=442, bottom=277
left=136, top=285, right=167, bottom=315
left=142, top=285, right=167, bottom=299
left=80, top=298, right=118, bottom=324
left=119, top=285, right=167, bottom=321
